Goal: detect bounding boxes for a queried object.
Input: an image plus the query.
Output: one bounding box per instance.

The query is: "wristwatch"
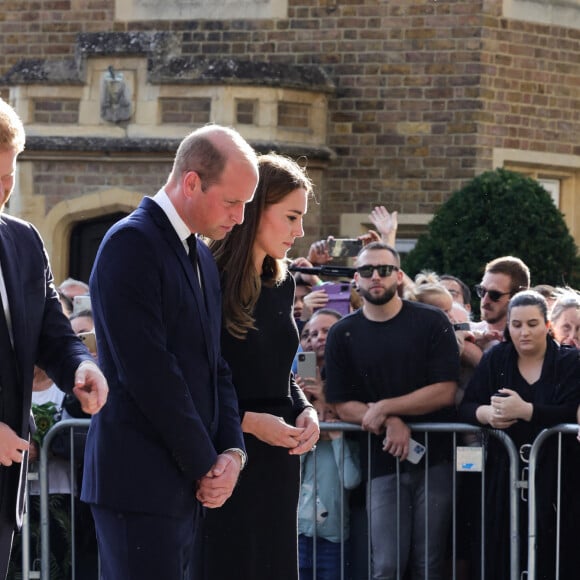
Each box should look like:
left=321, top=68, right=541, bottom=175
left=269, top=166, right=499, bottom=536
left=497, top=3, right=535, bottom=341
left=223, top=447, right=247, bottom=470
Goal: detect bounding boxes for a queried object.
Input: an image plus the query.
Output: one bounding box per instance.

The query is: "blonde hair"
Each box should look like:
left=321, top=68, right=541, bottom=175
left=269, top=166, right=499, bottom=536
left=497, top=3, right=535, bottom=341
left=0, top=98, right=25, bottom=153
left=550, top=287, right=580, bottom=324
left=405, top=271, right=453, bottom=307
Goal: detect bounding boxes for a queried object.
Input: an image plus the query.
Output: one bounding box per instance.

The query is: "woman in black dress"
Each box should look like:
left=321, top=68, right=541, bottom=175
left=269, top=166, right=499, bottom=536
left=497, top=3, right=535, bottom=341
left=204, top=153, right=320, bottom=579
left=458, top=290, right=580, bottom=580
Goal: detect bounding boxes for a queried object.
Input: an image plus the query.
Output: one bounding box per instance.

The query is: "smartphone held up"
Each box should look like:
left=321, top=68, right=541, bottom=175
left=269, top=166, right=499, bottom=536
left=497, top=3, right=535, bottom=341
left=327, top=238, right=363, bottom=259
left=297, top=351, right=317, bottom=379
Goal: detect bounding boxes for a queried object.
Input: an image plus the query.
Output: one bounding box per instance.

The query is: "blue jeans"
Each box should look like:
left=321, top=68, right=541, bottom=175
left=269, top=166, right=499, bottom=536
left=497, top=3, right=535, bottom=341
left=368, top=462, right=452, bottom=580
left=299, top=534, right=347, bottom=580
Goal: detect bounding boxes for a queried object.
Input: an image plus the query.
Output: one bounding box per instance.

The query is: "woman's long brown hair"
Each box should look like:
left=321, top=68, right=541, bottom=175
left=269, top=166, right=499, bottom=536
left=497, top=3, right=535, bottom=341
left=210, top=153, right=313, bottom=339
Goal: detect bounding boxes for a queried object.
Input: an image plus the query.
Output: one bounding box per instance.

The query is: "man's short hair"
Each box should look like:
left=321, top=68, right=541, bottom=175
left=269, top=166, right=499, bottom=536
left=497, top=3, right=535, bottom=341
left=484, top=256, right=530, bottom=293
left=170, top=125, right=258, bottom=190
left=440, top=274, right=471, bottom=305
left=356, top=241, right=400, bottom=266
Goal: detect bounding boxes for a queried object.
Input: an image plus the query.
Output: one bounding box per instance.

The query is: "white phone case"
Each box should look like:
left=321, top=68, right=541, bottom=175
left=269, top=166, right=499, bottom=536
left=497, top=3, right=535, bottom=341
left=406, top=438, right=426, bottom=464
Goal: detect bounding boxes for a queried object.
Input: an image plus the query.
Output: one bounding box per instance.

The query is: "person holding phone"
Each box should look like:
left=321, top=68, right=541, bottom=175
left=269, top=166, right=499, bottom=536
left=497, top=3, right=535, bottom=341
left=324, top=242, right=459, bottom=580
left=296, top=308, right=342, bottom=403
left=205, top=153, right=319, bottom=580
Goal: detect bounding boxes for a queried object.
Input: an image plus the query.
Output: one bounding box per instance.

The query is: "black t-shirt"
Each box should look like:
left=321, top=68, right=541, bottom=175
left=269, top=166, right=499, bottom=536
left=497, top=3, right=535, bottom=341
left=325, top=301, right=460, bottom=478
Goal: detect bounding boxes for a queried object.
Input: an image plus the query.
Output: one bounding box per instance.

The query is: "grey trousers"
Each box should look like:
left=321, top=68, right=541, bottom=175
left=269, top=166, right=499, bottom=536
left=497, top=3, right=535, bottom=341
left=368, top=462, right=453, bottom=580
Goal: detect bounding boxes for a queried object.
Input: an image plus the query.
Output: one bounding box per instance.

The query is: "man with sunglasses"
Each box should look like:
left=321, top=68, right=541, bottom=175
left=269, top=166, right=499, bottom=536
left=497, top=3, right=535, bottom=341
left=471, top=255, right=530, bottom=351
left=324, top=241, right=459, bottom=580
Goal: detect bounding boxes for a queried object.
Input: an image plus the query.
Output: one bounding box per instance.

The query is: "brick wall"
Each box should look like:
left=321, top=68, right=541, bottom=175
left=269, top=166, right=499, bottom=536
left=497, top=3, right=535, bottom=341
left=33, top=159, right=168, bottom=212
left=1, top=0, right=580, bottom=243
left=479, top=14, right=580, bottom=162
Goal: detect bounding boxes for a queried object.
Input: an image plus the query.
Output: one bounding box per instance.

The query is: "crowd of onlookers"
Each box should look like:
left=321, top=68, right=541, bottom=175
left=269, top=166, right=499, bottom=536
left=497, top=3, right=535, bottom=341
left=291, top=206, right=580, bottom=580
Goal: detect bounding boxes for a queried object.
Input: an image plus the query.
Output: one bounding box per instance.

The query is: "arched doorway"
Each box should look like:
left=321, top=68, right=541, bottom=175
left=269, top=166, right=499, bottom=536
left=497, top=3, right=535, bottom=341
left=68, top=212, right=127, bottom=283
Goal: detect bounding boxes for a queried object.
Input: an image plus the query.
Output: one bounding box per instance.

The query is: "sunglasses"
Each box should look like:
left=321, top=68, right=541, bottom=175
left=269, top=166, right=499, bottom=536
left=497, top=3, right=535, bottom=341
left=474, top=285, right=512, bottom=302
left=356, top=264, right=399, bottom=278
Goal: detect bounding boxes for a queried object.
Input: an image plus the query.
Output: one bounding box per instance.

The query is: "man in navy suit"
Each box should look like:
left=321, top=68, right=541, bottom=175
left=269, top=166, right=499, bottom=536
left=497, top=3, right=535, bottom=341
left=82, top=124, right=259, bottom=579
left=0, top=99, right=109, bottom=579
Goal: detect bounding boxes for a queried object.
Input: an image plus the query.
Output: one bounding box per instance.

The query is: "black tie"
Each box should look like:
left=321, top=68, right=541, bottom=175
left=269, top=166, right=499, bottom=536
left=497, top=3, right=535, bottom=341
left=186, top=235, right=208, bottom=312
left=187, top=234, right=198, bottom=272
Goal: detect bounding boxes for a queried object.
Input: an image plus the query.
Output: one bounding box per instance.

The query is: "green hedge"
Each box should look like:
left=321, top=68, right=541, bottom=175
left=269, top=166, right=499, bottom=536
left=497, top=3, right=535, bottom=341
left=402, top=168, right=580, bottom=304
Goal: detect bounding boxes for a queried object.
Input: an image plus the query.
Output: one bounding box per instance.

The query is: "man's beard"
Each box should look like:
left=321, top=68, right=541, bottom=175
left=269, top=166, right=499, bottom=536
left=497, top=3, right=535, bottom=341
left=358, top=283, right=398, bottom=306
left=481, top=304, right=508, bottom=325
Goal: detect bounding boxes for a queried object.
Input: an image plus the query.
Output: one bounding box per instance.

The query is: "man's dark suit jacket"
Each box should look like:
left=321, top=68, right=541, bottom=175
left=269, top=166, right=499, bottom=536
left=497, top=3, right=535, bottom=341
left=81, top=197, right=245, bottom=517
left=0, top=214, right=92, bottom=529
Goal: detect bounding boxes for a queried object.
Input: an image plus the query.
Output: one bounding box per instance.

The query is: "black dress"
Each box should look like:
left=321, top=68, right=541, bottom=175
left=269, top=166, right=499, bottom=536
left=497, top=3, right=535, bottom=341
left=203, top=273, right=311, bottom=580
left=458, top=338, right=580, bottom=580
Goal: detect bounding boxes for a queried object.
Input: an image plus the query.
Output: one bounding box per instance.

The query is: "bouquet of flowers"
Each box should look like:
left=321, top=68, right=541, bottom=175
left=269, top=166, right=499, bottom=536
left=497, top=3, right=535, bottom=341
left=31, top=401, right=61, bottom=446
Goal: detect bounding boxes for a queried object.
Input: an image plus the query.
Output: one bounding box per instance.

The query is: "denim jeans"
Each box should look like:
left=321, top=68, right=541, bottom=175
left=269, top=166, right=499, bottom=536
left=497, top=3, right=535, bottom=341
left=368, top=462, right=452, bottom=580
left=299, top=533, right=348, bottom=580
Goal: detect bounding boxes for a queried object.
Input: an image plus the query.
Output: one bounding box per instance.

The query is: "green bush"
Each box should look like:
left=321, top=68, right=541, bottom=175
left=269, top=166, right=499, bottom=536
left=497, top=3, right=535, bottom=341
left=402, top=168, right=580, bottom=304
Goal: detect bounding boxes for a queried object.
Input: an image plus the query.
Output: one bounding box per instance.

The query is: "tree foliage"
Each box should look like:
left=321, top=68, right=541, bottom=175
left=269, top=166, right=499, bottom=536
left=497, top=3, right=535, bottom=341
left=402, top=169, right=580, bottom=296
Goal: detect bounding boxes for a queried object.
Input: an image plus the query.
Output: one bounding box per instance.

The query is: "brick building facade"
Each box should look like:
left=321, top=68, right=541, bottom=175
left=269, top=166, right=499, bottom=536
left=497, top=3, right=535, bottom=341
left=1, top=0, right=579, bottom=282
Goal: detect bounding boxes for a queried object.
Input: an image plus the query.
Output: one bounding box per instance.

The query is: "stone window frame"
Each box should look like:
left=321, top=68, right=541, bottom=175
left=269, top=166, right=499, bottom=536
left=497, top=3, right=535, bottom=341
left=503, top=0, right=580, bottom=29
left=494, top=147, right=580, bottom=245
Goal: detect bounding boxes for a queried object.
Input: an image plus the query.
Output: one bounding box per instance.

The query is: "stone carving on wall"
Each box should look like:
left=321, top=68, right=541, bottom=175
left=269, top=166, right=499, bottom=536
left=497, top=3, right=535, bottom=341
left=100, top=66, right=132, bottom=123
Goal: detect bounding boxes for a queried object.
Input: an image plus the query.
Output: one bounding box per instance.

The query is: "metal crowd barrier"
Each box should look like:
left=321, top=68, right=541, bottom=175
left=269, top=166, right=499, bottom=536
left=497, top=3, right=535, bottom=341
left=527, top=423, right=579, bottom=580
left=38, top=419, right=92, bottom=580
left=306, top=421, right=522, bottom=580
left=19, top=420, right=578, bottom=579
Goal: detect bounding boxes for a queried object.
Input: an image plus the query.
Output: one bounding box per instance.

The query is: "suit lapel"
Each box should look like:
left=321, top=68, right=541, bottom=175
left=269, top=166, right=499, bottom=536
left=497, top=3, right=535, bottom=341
left=0, top=217, right=26, bottom=378
left=0, top=217, right=30, bottom=529
left=141, top=199, right=217, bottom=369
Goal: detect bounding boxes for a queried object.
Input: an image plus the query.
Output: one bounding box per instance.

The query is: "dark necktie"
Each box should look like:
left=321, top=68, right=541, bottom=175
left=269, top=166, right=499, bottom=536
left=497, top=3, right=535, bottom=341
left=187, top=234, right=198, bottom=272
left=186, top=235, right=208, bottom=313
left=187, top=234, right=206, bottom=296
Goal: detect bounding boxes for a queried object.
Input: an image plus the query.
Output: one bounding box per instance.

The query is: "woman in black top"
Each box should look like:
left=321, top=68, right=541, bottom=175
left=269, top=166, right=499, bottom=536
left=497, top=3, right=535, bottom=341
left=459, top=290, right=580, bottom=580
left=204, top=153, right=319, bottom=579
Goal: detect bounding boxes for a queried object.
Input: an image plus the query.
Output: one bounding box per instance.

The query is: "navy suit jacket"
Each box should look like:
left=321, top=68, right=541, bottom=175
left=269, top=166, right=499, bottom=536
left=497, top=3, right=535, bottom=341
left=81, top=197, right=245, bottom=517
left=0, top=214, right=92, bottom=528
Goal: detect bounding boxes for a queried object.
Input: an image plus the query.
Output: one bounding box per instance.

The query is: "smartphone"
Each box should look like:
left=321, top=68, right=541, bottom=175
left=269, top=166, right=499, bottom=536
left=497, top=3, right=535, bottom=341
left=296, top=351, right=317, bottom=379
left=321, top=282, right=351, bottom=316
left=327, top=238, right=363, bottom=258
left=453, top=322, right=471, bottom=331
left=406, top=438, right=426, bottom=464
left=78, top=331, right=97, bottom=354
left=73, top=294, right=92, bottom=315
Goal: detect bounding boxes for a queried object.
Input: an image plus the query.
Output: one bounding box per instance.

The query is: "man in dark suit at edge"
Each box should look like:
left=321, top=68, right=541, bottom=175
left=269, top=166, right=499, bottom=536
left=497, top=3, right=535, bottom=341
left=81, top=124, right=258, bottom=579
left=0, top=98, right=109, bottom=579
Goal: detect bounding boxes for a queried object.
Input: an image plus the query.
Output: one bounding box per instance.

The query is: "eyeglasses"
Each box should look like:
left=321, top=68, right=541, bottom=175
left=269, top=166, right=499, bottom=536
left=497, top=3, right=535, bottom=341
left=356, top=264, right=399, bottom=278
left=474, top=285, right=512, bottom=302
